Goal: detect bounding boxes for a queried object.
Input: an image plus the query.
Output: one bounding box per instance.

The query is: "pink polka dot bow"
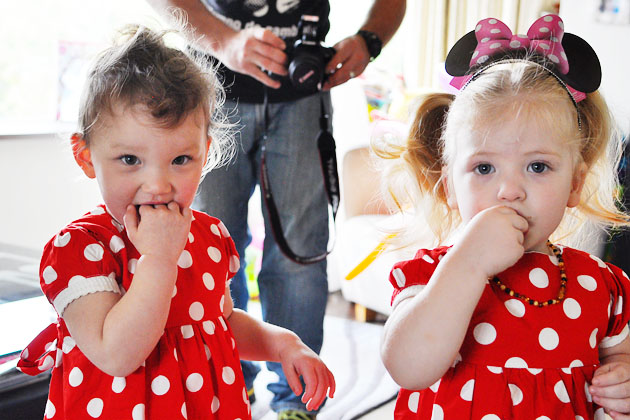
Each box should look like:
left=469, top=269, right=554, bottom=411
left=471, top=15, right=569, bottom=74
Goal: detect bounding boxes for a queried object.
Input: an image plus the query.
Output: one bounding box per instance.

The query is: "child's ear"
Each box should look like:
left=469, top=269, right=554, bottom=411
left=71, top=133, right=95, bottom=179
left=442, top=166, right=458, bottom=210
left=567, top=162, right=588, bottom=208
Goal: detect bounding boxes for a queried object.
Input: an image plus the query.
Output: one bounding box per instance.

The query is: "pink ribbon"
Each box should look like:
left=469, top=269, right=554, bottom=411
left=471, top=15, right=569, bottom=74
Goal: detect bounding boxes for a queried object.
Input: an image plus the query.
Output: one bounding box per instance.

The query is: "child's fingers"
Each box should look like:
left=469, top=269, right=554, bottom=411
left=609, top=409, right=630, bottom=420
left=591, top=380, right=630, bottom=400
left=284, top=365, right=303, bottom=397
left=299, top=365, right=317, bottom=406
left=305, top=369, right=329, bottom=410
left=327, top=368, right=336, bottom=398
left=123, top=205, right=139, bottom=235
left=593, top=364, right=630, bottom=387
left=592, top=394, right=630, bottom=417
left=167, top=201, right=180, bottom=212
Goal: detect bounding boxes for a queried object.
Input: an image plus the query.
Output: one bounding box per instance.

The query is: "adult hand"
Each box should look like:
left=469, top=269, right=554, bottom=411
left=218, top=26, right=288, bottom=89
left=322, top=34, right=370, bottom=90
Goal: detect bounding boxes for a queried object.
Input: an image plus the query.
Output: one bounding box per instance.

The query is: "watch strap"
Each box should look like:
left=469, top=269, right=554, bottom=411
left=357, top=30, right=383, bottom=61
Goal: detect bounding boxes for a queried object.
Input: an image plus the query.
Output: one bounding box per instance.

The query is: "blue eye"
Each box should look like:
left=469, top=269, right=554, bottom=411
left=528, top=162, right=548, bottom=173
left=120, top=155, right=139, bottom=165
left=173, top=155, right=191, bottom=165
left=474, top=163, right=494, bottom=175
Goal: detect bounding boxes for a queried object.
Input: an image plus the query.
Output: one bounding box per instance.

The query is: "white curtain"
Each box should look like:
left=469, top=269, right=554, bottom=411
left=401, top=0, right=560, bottom=90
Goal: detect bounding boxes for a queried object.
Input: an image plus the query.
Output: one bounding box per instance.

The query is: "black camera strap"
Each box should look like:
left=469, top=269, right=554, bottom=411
left=260, top=89, right=339, bottom=264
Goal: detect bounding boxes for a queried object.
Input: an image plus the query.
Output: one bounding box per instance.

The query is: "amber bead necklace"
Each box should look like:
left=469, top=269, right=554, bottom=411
left=491, top=240, right=567, bottom=307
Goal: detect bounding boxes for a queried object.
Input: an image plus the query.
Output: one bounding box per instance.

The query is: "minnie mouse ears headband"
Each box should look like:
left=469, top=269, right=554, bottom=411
left=445, top=15, right=601, bottom=99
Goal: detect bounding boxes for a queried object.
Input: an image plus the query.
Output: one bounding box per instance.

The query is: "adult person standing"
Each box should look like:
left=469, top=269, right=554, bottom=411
left=146, top=1, right=406, bottom=419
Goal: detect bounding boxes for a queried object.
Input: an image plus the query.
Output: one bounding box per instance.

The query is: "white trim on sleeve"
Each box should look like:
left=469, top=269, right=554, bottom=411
left=600, top=324, right=630, bottom=349
left=53, top=274, right=121, bottom=316
left=392, top=285, right=425, bottom=310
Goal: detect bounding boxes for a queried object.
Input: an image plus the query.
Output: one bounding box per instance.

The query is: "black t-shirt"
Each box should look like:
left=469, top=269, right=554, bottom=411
left=198, top=0, right=331, bottom=103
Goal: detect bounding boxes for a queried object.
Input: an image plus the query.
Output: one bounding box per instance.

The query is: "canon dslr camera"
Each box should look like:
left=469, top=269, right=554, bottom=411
left=284, top=15, right=335, bottom=92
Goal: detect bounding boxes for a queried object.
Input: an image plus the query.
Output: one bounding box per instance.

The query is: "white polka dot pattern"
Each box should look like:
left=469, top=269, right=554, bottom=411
left=509, top=384, right=523, bottom=405
left=189, top=302, right=204, bottom=321
left=62, top=336, right=76, bottom=353
left=45, top=400, right=56, bottom=418
left=408, top=392, right=420, bottom=413
left=54, top=232, right=71, bottom=247
left=460, top=379, right=474, bottom=401
left=207, top=247, right=222, bottom=263
left=112, top=377, right=126, bottom=394
left=43, top=266, right=58, bottom=284
left=186, top=373, right=203, bottom=392
left=470, top=15, right=570, bottom=74
left=222, top=366, right=235, bottom=385
left=538, top=328, right=559, bottom=350
left=87, top=398, right=104, bottom=418
left=203, top=272, right=215, bottom=290
left=181, top=325, right=194, bottom=339
left=151, top=376, right=170, bottom=396
left=109, top=236, right=124, bottom=253
left=203, top=320, right=216, bottom=335
left=563, top=298, right=581, bottom=319
left=590, top=328, right=598, bottom=348
left=392, top=268, right=406, bottom=288
left=177, top=250, right=193, bottom=269
left=504, top=299, right=525, bottom=317
left=577, top=275, right=597, bottom=291
left=21, top=208, right=250, bottom=418
left=389, top=243, right=630, bottom=418
left=69, top=367, right=83, bottom=387
left=84, top=244, right=104, bottom=262
left=473, top=323, right=497, bottom=345
left=211, top=396, right=220, bottom=413
left=504, top=357, right=527, bottom=369
left=431, top=404, right=444, bottom=419
left=529, top=267, right=549, bottom=288
left=132, top=404, right=145, bottom=420
left=554, top=380, right=570, bottom=403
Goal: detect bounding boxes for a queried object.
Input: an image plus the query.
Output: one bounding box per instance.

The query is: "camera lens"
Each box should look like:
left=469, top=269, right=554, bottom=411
left=288, top=52, right=325, bottom=92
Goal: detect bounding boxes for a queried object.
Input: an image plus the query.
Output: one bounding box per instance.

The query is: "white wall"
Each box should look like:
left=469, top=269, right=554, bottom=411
left=0, top=135, right=102, bottom=251
left=561, top=1, right=630, bottom=133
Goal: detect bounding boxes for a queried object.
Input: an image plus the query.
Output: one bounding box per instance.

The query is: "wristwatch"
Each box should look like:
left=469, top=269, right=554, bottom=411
left=357, top=30, right=383, bottom=61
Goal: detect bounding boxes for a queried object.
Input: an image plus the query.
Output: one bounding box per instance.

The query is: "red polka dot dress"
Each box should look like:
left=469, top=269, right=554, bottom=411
left=389, top=246, right=630, bottom=420
left=18, top=205, right=251, bottom=420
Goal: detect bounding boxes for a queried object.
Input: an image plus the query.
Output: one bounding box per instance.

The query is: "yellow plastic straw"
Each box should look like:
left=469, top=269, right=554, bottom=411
left=345, top=233, right=398, bottom=280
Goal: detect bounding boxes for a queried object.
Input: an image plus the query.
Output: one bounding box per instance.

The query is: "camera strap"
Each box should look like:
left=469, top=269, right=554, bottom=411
left=260, top=89, right=339, bottom=264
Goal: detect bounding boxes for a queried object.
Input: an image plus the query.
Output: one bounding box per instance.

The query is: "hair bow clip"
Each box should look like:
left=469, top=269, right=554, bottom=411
left=445, top=14, right=601, bottom=97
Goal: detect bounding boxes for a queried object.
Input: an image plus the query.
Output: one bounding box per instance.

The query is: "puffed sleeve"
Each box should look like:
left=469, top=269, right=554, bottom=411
left=40, top=225, right=123, bottom=317
left=389, top=247, right=450, bottom=310
left=600, top=262, right=630, bottom=349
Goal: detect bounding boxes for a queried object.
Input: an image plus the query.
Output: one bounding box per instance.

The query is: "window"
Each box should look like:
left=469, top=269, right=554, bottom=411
left=0, top=1, right=408, bottom=135
left=0, top=1, right=160, bottom=134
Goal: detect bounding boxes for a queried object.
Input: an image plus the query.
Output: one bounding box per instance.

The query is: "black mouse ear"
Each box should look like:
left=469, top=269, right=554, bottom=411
left=445, top=31, right=479, bottom=76
left=562, top=33, right=601, bottom=93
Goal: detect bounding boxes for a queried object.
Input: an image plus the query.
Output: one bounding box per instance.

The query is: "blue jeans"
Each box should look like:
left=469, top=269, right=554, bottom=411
left=193, top=93, right=331, bottom=413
